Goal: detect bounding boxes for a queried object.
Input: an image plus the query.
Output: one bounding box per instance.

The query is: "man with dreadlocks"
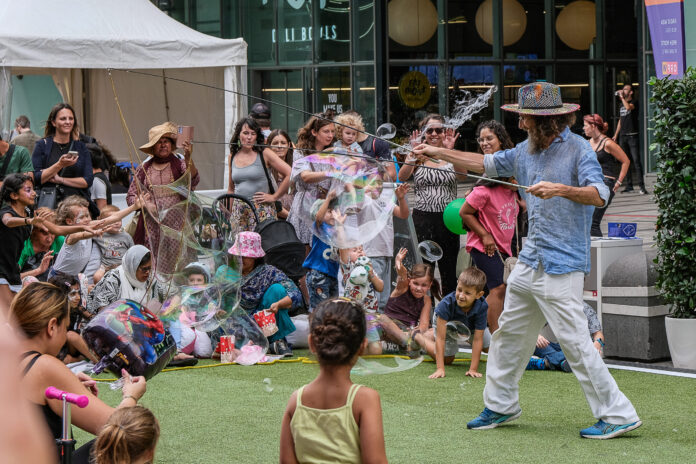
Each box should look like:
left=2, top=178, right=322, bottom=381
left=413, top=82, right=640, bottom=439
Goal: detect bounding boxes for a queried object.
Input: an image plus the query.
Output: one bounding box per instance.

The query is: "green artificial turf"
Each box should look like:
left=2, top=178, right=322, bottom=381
left=75, top=353, right=696, bottom=463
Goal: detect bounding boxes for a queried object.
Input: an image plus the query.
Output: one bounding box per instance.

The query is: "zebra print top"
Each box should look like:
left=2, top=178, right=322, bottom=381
left=412, top=162, right=457, bottom=212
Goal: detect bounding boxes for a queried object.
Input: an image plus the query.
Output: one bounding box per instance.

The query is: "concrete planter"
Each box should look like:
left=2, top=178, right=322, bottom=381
left=665, top=316, right=696, bottom=369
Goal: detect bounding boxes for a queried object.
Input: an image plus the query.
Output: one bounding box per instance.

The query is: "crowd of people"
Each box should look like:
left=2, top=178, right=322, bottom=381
left=0, top=82, right=642, bottom=463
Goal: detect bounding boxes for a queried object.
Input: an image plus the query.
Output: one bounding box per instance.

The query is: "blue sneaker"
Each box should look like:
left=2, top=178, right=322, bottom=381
left=580, top=420, right=642, bottom=439
left=467, top=407, right=522, bottom=430
left=526, top=357, right=547, bottom=370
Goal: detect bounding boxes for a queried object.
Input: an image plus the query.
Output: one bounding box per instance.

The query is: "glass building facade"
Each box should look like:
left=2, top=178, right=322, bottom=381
left=156, top=0, right=647, bottom=163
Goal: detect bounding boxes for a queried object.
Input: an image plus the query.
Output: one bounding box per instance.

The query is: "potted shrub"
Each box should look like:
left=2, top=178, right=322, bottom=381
left=650, top=67, right=696, bottom=369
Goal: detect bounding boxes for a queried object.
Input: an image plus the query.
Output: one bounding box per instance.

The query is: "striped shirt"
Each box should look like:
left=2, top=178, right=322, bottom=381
left=412, top=162, right=457, bottom=212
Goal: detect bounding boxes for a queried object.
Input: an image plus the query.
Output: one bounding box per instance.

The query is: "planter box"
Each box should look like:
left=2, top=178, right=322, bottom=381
left=601, top=286, right=670, bottom=361
left=600, top=250, right=670, bottom=361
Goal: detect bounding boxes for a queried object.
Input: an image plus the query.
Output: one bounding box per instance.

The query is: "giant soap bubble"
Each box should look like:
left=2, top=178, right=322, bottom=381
left=83, top=300, right=176, bottom=379
left=303, top=151, right=396, bottom=250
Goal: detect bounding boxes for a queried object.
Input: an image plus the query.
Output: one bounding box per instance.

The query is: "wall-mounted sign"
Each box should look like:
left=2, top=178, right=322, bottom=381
left=644, top=0, right=686, bottom=79
left=398, top=71, right=431, bottom=109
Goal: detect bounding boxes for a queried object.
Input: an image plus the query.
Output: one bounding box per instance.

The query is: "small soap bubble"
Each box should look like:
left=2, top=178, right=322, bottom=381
left=263, top=378, right=273, bottom=393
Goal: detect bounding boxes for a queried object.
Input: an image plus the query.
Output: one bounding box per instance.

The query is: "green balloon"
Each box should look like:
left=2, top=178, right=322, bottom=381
left=442, top=198, right=468, bottom=235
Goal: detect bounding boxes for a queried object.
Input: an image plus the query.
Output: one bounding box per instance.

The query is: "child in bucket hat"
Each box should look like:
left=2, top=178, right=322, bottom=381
left=228, top=231, right=265, bottom=258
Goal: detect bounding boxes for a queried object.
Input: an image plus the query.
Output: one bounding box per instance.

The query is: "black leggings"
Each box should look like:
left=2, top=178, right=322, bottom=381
left=412, top=209, right=460, bottom=296
left=591, top=178, right=616, bottom=237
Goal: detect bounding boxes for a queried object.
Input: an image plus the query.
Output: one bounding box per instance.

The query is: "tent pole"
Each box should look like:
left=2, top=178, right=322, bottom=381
left=162, top=70, right=171, bottom=121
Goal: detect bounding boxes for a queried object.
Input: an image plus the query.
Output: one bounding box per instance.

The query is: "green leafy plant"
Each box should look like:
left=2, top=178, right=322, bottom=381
left=649, top=67, right=696, bottom=318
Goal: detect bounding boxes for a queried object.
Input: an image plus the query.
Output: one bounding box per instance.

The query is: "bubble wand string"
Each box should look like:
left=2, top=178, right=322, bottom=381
left=228, top=141, right=528, bottom=190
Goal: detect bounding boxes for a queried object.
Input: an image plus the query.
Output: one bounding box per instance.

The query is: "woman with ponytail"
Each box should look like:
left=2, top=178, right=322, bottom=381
left=92, top=406, right=159, bottom=464
left=582, top=114, right=630, bottom=237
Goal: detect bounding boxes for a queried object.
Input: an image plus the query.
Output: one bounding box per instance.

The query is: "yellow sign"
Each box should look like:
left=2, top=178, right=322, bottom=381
left=398, top=71, right=431, bottom=109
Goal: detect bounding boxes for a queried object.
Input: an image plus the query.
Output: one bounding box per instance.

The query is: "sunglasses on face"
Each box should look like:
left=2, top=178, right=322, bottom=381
left=425, top=127, right=444, bottom=135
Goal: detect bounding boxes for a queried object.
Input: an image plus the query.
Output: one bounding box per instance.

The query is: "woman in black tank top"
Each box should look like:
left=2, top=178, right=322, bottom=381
left=583, top=114, right=631, bottom=237
left=14, top=282, right=148, bottom=463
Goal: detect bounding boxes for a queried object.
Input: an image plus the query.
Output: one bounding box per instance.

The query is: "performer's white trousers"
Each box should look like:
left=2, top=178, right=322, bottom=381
left=483, top=263, right=639, bottom=424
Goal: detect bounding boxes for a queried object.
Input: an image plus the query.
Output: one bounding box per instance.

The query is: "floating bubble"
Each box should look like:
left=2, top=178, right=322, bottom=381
left=263, top=378, right=274, bottom=393
left=350, top=314, right=426, bottom=375
left=84, top=300, right=176, bottom=379
left=351, top=355, right=424, bottom=376
left=418, top=240, right=443, bottom=262
left=446, top=321, right=472, bottom=352
left=376, top=122, right=397, bottom=140
left=302, top=153, right=395, bottom=249
left=216, top=308, right=269, bottom=366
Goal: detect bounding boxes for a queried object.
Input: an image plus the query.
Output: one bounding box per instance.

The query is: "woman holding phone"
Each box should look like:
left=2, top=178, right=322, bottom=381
left=32, top=103, right=94, bottom=212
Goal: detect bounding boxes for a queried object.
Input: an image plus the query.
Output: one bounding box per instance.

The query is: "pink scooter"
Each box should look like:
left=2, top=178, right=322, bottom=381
left=45, top=386, right=89, bottom=464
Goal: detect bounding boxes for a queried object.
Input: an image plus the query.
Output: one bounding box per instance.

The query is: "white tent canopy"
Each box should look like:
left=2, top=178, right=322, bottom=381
left=0, top=0, right=247, bottom=189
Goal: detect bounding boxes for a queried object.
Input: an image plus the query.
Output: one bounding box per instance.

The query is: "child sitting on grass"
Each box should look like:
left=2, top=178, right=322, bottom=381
left=92, top=204, right=135, bottom=283
left=377, top=248, right=441, bottom=352
left=92, top=405, right=160, bottom=464
left=421, top=267, right=491, bottom=379
left=280, top=298, right=387, bottom=464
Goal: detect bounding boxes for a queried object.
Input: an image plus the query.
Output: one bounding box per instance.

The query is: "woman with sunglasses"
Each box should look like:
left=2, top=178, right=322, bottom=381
left=398, top=114, right=464, bottom=295
left=582, top=114, right=630, bottom=237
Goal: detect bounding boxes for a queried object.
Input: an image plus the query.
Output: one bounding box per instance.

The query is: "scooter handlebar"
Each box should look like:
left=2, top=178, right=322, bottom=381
left=45, top=386, right=89, bottom=408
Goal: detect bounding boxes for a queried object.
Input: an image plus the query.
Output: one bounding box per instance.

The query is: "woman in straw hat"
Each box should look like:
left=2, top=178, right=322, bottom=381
left=413, top=82, right=641, bottom=440
left=126, top=122, right=199, bottom=276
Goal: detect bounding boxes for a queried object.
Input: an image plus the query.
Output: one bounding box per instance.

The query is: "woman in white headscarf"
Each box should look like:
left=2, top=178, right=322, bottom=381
left=86, top=245, right=166, bottom=314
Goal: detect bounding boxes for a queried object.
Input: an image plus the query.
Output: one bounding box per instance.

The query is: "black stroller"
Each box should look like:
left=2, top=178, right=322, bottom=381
left=212, top=194, right=308, bottom=314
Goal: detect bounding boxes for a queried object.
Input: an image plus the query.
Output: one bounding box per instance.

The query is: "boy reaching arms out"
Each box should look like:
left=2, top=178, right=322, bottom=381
left=421, top=267, right=491, bottom=379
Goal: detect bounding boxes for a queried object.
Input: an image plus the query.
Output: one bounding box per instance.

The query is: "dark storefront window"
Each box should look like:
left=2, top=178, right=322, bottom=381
left=316, top=0, right=350, bottom=63
left=389, top=65, right=441, bottom=136
left=554, top=0, right=598, bottom=59
left=387, top=0, right=441, bottom=60
left=354, top=0, right=376, bottom=62
left=354, top=65, right=376, bottom=130
left=502, top=0, right=545, bottom=59
left=243, top=1, right=275, bottom=65
left=448, top=1, right=493, bottom=58
left=316, top=66, right=351, bottom=117
left=278, top=1, right=314, bottom=64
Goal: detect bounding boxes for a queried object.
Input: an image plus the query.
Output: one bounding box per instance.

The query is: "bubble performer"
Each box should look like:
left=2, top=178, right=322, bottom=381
left=414, top=82, right=641, bottom=439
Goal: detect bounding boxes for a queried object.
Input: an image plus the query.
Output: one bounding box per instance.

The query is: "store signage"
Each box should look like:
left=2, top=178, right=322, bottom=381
left=323, top=92, right=344, bottom=114
left=644, top=0, right=686, bottom=79
left=272, top=25, right=338, bottom=43
left=398, top=71, right=431, bottom=109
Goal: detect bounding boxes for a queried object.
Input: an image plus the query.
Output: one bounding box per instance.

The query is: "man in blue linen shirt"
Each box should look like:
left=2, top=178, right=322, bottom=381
left=413, top=82, right=640, bottom=440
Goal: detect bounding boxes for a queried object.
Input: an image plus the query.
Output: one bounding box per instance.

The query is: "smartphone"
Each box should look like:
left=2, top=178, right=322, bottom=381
left=67, top=150, right=79, bottom=159
left=176, top=125, right=194, bottom=148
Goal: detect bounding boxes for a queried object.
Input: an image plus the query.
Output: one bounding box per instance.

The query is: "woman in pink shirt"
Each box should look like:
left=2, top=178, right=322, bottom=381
left=460, top=121, right=519, bottom=333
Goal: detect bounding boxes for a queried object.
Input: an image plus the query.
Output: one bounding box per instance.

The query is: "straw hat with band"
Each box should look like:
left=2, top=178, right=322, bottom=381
left=501, top=82, right=580, bottom=116
left=139, top=122, right=178, bottom=155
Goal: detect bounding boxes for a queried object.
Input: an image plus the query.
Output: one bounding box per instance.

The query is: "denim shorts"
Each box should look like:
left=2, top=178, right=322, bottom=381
left=306, top=269, right=338, bottom=312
